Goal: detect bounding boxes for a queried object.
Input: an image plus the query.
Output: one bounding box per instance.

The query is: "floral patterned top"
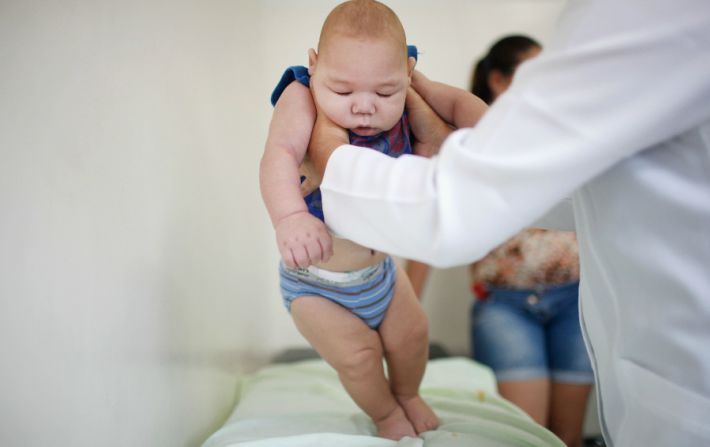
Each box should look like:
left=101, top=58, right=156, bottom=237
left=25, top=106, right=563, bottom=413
left=470, top=229, right=579, bottom=289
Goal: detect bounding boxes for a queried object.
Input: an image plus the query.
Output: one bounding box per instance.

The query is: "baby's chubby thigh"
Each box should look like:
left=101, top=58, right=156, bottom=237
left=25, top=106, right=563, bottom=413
left=291, top=296, right=385, bottom=379
left=378, top=261, right=429, bottom=357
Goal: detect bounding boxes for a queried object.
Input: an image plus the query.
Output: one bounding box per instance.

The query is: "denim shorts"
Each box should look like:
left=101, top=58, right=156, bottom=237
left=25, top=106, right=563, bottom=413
left=471, top=281, right=594, bottom=384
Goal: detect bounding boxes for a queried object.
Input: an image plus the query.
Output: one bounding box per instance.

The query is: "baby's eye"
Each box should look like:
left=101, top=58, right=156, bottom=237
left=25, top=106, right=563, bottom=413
left=333, top=90, right=352, bottom=96
left=376, top=92, right=393, bottom=98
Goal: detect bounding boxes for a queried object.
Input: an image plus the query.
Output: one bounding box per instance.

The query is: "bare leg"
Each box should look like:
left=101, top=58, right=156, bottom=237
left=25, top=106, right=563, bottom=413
left=404, top=260, right=431, bottom=299
left=379, top=263, right=439, bottom=433
left=497, top=379, right=551, bottom=426
left=548, top=382, right=592, bottom=447
left=291, top=296, right=416, bottom=440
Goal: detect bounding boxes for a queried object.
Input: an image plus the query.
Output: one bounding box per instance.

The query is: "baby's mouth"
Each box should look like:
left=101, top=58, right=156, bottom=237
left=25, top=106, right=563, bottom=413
left=351, top=126, right=379, bottom=136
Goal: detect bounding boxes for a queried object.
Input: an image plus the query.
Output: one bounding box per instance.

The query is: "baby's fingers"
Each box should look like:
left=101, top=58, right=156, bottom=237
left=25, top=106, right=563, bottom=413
left=280, top=244, right=299, bottom=269
left=290, top=244, right=312, bottom=269
left=304, top=240, right=323, bottom=266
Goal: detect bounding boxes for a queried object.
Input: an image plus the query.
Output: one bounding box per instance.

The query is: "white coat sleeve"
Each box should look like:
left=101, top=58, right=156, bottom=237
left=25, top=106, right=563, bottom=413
left=532, top=197, right=575, bottom=231
left=320, top=0, right=710, bottom=268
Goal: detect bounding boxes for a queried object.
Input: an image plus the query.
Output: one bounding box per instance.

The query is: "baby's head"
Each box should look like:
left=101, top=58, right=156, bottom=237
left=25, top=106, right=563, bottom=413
left=308, top=0, right=415, bottom=136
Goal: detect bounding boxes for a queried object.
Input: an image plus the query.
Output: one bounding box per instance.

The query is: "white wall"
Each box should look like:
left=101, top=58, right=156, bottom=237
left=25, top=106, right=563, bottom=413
left=0, top=1, right=571, bottom=446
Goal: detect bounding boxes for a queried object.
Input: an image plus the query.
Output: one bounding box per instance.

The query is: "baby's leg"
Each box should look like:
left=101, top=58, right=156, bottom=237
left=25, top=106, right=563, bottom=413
left=379, top=263, right=439, bottom=433
left=291, top=296, right=416, bottom=440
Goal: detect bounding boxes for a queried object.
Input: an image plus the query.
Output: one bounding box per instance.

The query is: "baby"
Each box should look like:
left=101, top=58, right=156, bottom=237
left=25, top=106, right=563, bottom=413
left=260, top=0, right=484, bottom=439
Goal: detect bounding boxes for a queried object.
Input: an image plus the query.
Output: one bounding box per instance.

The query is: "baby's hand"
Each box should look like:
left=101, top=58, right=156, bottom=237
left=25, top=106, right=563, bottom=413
left=276, top=211, right=333, bottom=268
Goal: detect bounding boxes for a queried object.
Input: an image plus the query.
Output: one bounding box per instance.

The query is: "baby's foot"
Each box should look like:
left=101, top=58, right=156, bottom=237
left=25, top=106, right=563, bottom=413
left=374, top=405, right=417, bottom=440
left=396, top=395, right=439, bottom=433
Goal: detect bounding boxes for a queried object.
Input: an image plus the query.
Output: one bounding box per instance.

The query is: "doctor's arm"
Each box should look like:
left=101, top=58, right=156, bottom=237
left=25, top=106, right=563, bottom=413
left=311, top=1, right=710, bottom=267
left=308, top=105, right=349, bottom=181
left=410, top=71, right=488, bottom=130
left=402, top=78, right=488, bottom=294
left=532, top=197, right=575, bottom=231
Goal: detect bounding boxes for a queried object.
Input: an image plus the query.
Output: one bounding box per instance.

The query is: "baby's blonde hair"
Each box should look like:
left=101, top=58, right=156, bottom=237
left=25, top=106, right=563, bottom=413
left=318, top=0, right=407, bottom=55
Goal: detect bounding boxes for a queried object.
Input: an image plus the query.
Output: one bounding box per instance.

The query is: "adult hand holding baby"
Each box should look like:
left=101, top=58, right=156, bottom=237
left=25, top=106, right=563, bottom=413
left=405, top=84, right=453, bottom=158
left=307, top=100, right=349, bottom=181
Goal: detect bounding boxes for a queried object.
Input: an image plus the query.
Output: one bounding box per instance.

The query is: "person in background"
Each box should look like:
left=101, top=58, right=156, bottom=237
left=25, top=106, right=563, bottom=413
left=406, top=35, right=593, bottom=447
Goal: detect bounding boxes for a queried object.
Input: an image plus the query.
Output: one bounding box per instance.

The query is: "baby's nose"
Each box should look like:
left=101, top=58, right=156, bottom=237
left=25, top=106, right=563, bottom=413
left=351, top=95, right=375, bottom=115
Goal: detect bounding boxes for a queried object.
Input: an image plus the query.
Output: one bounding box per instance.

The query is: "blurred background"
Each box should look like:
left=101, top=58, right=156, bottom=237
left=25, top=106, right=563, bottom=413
left=1, top=1, right=599, bottom=446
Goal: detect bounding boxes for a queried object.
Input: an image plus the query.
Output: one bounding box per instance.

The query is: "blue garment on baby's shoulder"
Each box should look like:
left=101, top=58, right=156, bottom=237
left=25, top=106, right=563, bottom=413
left=270, top=45, right=418, bottom=221
left=270, top=66, right=310, bottom=107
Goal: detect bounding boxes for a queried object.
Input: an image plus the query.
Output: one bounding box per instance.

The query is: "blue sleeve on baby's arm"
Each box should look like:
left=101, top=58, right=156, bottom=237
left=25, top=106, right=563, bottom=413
left=269, top=46, right=418, bottom=107
left=270, top=66, right=310, bottom=106
left=408, top=45, right=418, bottom=61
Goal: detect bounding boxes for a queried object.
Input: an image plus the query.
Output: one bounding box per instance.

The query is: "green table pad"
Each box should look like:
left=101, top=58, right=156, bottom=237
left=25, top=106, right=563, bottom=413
left=202, top=357, right=564, bottom=447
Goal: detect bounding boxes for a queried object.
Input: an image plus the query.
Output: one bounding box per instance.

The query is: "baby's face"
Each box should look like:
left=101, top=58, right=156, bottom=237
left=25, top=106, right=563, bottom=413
left=309, top=36, right=412, bottom=136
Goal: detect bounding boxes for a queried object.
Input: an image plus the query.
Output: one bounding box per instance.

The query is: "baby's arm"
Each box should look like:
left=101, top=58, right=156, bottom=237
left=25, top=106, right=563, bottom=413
left=260, top=81, right=333, bottom=268
left=410, top=70, right=487, bottom=130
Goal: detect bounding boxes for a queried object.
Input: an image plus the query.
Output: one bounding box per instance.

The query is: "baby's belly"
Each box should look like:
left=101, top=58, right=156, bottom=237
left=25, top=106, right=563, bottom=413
left=313, top=237, right=386, bottom=272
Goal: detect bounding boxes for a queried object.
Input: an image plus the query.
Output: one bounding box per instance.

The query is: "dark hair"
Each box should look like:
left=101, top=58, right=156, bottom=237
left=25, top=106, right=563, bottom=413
left=471, top=35, right=540, bottom=104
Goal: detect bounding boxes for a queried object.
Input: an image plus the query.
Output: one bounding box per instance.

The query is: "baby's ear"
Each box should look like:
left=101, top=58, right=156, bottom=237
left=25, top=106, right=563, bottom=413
left=407, top=56, right=416, bottom=77
left=308, top=48, right=318, bottom=76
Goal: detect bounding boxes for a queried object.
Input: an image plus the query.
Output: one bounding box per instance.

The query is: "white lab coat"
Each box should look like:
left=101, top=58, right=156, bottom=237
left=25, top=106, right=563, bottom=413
left=319, top=0, right=710, bottom=445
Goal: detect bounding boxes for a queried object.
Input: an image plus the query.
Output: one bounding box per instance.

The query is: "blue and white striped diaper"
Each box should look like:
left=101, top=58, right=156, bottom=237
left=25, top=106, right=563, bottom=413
left=279, top=256, right=396, bottom=329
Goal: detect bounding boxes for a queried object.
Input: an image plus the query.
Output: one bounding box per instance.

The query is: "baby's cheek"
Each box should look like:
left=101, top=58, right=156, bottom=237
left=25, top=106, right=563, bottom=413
left=329, top=101, right=350, bottom=127
left=329, top=107, right=352, bottom=129
left=318, top=98, right=348, bottom=127
left=383, top=103, right=405, bottom=127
